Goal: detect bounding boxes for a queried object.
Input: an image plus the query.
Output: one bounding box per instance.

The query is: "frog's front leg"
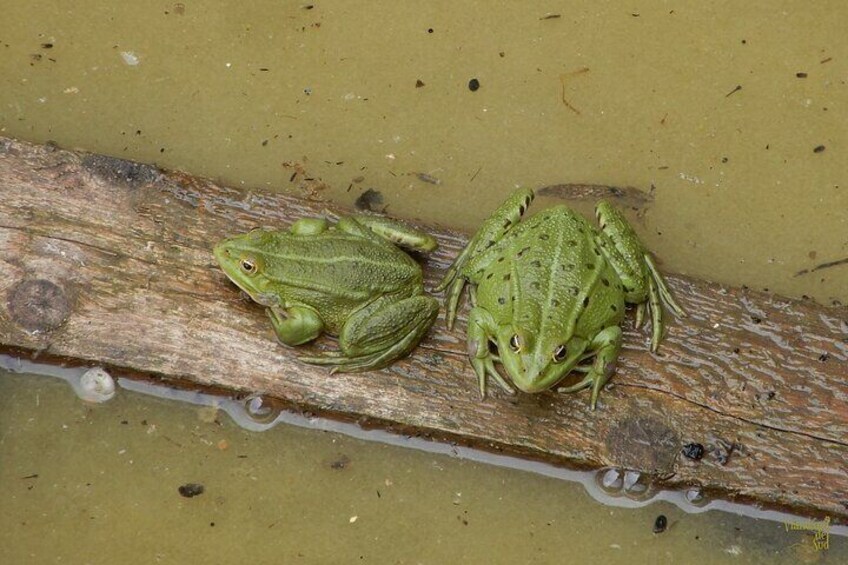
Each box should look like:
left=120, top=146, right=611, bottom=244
left=298, top=294, right=439, bottom=372
left=594, top=201, right=686, bottom=351
left=557, top=325, right=621, bottom=410
left=336, top=215, right=438, bottom=252
left=437, top=188, right=535, bottom=329
left=267, top=306, right=324, bottom=346
left=467, top=307, right=515, bottom=398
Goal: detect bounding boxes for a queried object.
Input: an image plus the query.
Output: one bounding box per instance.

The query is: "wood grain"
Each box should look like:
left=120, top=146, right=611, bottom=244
left=1, top=136, right=846, bottom=523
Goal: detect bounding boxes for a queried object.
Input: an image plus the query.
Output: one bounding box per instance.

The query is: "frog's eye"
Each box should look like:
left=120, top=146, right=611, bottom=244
left=552, top=344, right=568, bottom=363
left=240, top=257, right=258, bottom=275
left=508, top=334, right=522, bottom=353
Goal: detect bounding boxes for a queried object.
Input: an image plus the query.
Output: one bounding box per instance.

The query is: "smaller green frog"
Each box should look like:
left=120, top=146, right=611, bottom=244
left=215, top=214, right=440, bottom=372
left=438, top=188, right=686, bottom=409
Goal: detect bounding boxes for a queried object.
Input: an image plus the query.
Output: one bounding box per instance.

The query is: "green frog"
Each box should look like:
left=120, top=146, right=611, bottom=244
left=437, top=188, right=686, bottom=409
left=214, top=214, right=440, bottom=372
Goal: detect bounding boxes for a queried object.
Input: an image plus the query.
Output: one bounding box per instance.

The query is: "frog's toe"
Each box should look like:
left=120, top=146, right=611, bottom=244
left=471, top=356, right=514, bottom=398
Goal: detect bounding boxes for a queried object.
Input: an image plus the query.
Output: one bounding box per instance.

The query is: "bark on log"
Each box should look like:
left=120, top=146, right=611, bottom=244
left=1, top=136, right=846, bottom=523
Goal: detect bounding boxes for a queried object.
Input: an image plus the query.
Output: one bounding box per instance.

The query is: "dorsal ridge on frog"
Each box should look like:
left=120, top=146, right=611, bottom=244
left=215, top=214, right=440, bottom=372
left=437, top=188, right=686, bottom=409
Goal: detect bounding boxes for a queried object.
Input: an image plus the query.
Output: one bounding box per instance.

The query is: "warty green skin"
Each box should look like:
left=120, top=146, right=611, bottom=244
left=214, top=215, right=440, bottom=372
left=438, top=188, right=686, bottom=409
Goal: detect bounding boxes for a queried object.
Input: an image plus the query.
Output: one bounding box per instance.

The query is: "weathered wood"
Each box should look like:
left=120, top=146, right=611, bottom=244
left=1, top=136, right=846, bottom=523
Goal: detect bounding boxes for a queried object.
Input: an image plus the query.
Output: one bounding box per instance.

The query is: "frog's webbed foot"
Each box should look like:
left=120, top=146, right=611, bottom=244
left=467, top=307, right=515, bottom=398
left=643, top=254, right=687, bottom=351
left=557, top=325, right=621, bottom=410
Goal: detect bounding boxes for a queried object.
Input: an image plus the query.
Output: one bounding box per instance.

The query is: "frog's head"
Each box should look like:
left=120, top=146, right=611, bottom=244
left=214, top=230, right=280, bottom=307
left=494, top=326, right=589, bottom=393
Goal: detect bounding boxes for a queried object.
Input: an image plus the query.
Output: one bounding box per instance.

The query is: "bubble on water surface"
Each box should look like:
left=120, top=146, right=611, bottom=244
left=72, top=367, right=116, bottom=403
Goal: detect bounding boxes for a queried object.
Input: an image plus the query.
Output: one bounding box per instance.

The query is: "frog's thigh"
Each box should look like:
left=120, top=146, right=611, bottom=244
left=594, top=205, right=649, bottom=301
left=341, top=215, right=438, bottom=252
left=339, top=295, right=439, bottom=357
left=558, top=325, right=621, bottom=410
left=290, top=217, right=330, bottom=235
left=267, top=306, right=324, bottom=346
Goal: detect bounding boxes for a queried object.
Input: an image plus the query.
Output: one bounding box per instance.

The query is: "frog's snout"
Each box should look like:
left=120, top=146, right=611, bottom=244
left=511, top=361, right=545, bottom=394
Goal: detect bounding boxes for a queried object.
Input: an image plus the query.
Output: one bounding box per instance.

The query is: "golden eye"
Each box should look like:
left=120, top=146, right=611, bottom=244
left=509, top=334, right=521, bottom=353
left=240, top=257, right=258, bottom=275
left=553, top=344, right=568, bottom=363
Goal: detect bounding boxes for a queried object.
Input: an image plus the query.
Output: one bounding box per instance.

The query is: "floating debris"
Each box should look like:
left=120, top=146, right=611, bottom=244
left=684, top=487, right=708, bottom=507
left=354, top=188, right=386, bottom=212
left=178, top=483, right=205, bottom=498
left=243, top=394, right=281, bottom=425
left=412, top=172, right=442, bottom=185
left=75, top=367, right=116, bottom=403
left=120, top=51, right=140, bottom=66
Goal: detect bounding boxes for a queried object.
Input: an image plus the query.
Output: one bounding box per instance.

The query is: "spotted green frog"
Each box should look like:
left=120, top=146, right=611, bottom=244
left=214, top=214, right=440, bottom=372
left=437, top=188, right=686, bottom=409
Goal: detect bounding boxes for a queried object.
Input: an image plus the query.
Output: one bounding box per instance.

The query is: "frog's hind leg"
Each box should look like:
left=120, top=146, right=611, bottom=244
left=437, top=188, right=535, bottom=329
left=338, top=215, right=438, bottom=252
left=594, top=201, right=686, bottom=351
left=557, top=325, right=621, bottom=410
left=297, top=294, right=439, bottom=372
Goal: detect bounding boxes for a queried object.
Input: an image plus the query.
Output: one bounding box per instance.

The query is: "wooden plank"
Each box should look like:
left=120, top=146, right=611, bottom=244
left=1, top=136, right=846, bottom=523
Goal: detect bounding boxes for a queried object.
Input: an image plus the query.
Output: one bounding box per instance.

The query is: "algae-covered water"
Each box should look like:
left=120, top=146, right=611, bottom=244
left=1, top=1, right=846, bottom=563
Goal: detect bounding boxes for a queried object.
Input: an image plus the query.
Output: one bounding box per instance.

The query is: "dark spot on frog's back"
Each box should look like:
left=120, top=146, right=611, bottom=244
left=82, top=154, right=160, bottom=188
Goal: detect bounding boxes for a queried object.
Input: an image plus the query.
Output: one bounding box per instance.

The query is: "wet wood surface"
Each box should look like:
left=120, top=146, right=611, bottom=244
left=1, top=136, right=846, bottom=523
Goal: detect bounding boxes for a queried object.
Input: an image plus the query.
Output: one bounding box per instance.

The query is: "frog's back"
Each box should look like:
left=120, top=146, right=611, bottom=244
left=475, top=206, right=624, bottom=338
left=261, top=232, right=422, bottom=323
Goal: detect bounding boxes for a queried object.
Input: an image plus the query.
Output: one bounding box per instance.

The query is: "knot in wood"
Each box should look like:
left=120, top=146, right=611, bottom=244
left=7, top=279, right=71, bottom=333
left=605, top=415, right=680, bottom=476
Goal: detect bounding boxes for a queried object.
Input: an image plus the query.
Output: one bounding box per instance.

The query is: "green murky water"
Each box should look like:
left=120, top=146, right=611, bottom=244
left=1, top=368, right=843, bottom=564
left=1, top=1, right=846, bottom=562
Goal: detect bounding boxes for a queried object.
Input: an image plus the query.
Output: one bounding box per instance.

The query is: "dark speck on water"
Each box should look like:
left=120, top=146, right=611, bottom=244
left=178, top=483, right=205, bottom=498
left=653, top=515, right=668, bottom=534
left=354, top=188, right=385, bottom=212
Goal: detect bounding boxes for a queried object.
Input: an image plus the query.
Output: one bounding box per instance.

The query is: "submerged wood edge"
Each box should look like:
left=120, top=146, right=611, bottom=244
left=1, top=136, right=846, bottom=524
